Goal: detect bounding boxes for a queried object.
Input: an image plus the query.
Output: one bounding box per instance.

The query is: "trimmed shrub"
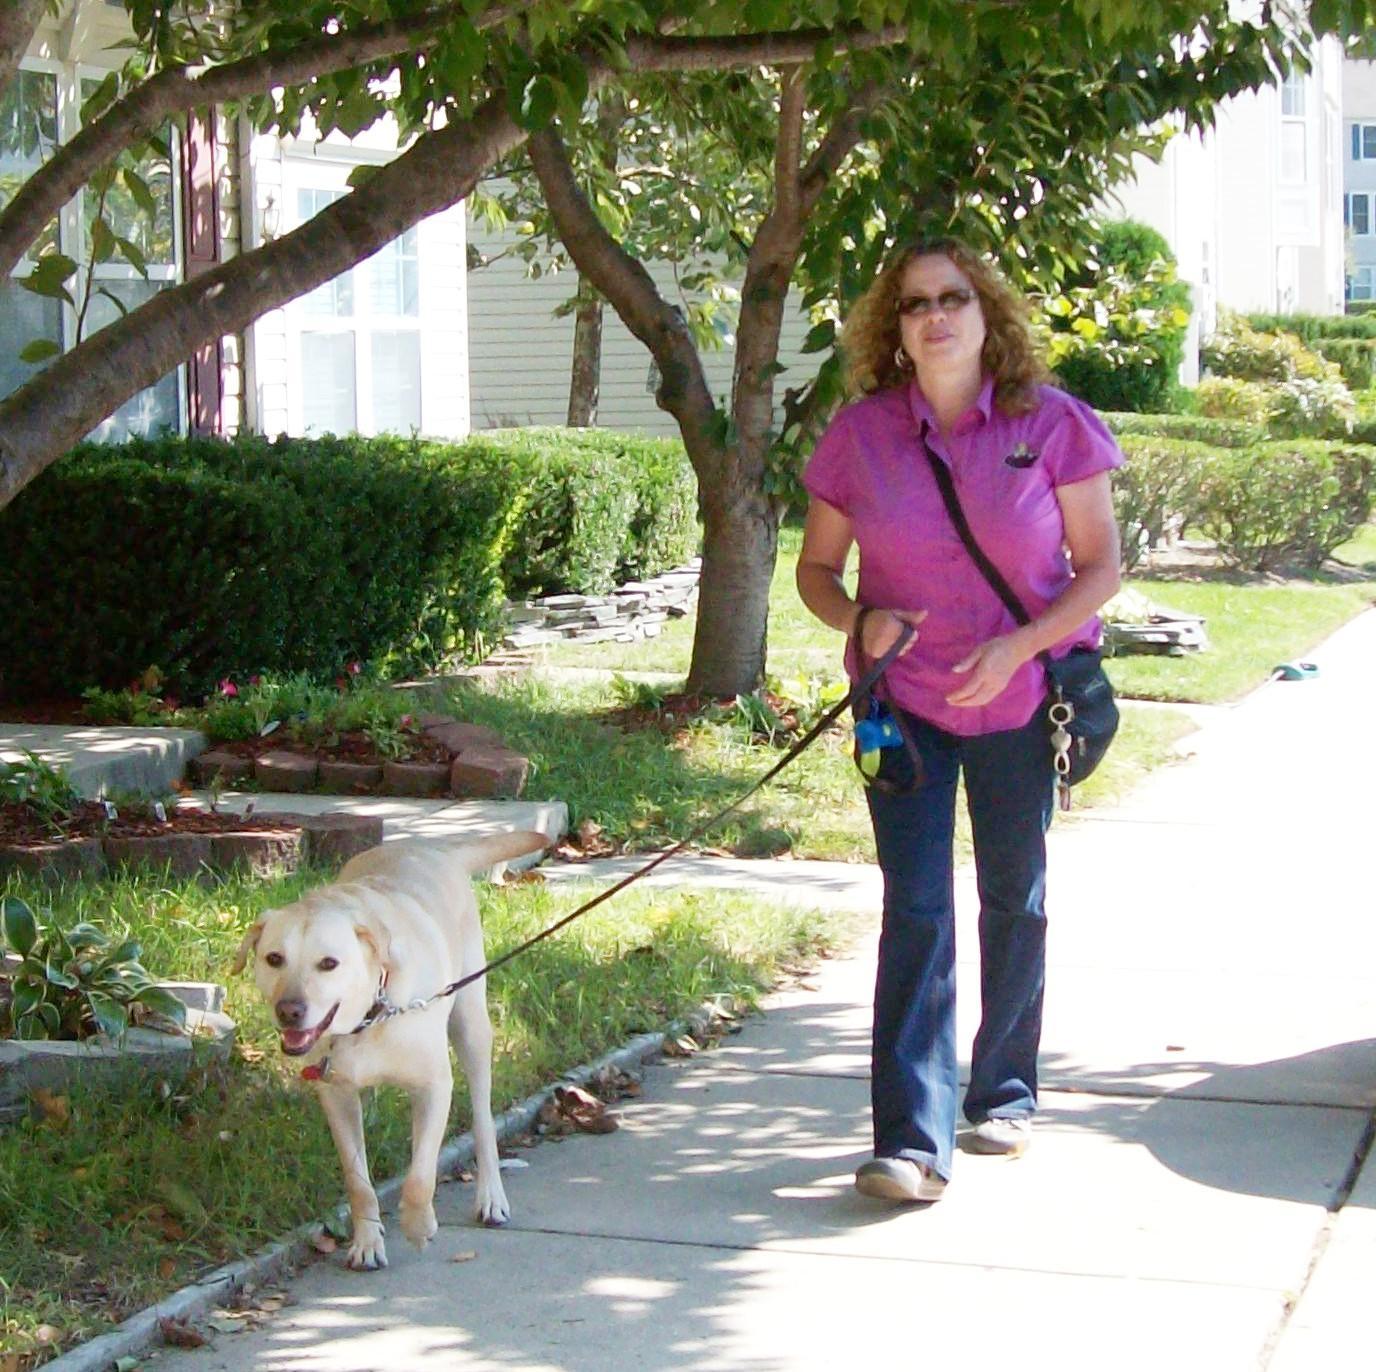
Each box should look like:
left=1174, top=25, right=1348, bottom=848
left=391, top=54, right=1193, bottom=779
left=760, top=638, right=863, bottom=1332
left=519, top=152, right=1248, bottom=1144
left=1038, top=220, right=1192, bottom=414
left=1310, top=338, right=1376, bottom=391
left=1193, top=377, right=1274, bottom=427
left=1194, top=441, right=1376, bottom=571
left=1244, top=312, right=1376, bottom=341
left=1112, top=435, right=1213, bottom=571
left=0, top=430, right=700, bottom=702
left=1103, top=412, right=1266, bottom=448
left=1200, top=313, right=1355, bottom=437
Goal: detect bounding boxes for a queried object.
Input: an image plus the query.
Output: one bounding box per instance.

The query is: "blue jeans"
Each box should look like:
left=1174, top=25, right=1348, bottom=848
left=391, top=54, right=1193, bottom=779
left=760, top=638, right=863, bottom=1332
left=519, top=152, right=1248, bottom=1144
left=864, top=705, right=1054, bottom=1181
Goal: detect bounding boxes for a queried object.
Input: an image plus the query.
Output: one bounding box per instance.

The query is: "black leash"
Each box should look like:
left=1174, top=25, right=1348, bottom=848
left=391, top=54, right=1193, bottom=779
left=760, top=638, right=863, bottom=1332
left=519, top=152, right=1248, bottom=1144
left=346, top=622, right=916, bottom=1035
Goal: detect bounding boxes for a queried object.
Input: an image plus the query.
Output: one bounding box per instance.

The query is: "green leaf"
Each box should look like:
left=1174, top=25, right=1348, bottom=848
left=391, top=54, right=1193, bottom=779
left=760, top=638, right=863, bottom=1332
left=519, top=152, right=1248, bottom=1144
left=91, top=217, right=118, bottom=265
left=87, top=992, right=129, bottom=1040
left=121, top=165, right=159, bottom=218
left=113, top=235, right=148, bottom=276
left=518, top=76, right=558, bottom=131
left=44, top=959, right=79, bottom=991
left=133, top=986, right=187, bottom=1026
left=19, top=338, right=62, bottom=364
left=1, top=897, right=39, bottom=956
left=345, top=164, right=380, bottom=190
left=65, top=923, right=108, bottom=952
left=21, top=253, right=79, bottom=304
left=11, top=981, right=44, bottom=1020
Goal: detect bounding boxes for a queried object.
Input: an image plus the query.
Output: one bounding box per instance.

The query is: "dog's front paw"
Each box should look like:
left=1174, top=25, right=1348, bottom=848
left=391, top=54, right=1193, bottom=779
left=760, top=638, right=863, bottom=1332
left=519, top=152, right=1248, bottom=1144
left=346, top=1220, right=388, bottom=1271
left=399, top=1197, right=439, bottom=1250
left=474, top=1178, right=511, bottom=1228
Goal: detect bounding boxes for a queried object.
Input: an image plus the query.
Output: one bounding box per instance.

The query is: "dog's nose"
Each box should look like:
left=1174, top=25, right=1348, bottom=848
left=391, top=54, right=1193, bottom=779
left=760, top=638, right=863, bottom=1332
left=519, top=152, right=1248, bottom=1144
left=275, top=998, right=308, bottom=1027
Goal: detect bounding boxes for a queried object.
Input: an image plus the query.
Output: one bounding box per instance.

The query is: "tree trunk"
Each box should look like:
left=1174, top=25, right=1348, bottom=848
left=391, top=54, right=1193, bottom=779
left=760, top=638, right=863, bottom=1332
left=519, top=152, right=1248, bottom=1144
left=0, top=1, right=45, bottom=97
left=566, top=283, right=603, bottom=426
left=688, top=472, right=780, bottom=696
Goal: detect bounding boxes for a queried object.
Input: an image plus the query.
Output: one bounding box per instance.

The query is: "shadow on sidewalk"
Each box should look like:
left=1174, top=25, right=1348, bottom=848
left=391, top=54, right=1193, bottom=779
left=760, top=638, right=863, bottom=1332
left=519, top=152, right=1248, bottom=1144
left=1040, top=1039, right=1376, bottom=1208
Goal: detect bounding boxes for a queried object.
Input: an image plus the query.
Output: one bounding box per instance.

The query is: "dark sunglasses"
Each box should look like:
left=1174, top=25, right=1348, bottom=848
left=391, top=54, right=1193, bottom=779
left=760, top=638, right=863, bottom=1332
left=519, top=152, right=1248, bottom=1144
left=895, top=288, right=976, bottom=317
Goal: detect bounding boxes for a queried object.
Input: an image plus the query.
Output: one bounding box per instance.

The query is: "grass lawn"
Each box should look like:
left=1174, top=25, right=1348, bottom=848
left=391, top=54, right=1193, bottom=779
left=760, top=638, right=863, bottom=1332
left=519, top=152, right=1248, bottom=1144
left=0, top=869, right=850, bottom=1364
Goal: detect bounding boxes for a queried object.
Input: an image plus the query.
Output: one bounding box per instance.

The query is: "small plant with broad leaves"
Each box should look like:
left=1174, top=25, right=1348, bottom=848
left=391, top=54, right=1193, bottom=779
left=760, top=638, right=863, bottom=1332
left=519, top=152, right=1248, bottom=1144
left=0, top=897, right=186, bottom=1042
left=0, top=752, right=81, bottom=831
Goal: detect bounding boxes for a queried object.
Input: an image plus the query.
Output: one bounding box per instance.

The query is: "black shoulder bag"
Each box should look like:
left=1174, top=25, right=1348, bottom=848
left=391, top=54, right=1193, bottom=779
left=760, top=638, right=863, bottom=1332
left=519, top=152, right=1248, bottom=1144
left=918, top=425, right=1118, bottom=808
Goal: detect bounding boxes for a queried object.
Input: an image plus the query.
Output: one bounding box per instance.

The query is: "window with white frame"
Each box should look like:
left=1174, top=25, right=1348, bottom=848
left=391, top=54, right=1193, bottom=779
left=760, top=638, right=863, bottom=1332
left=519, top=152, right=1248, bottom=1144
left=1349, top=266, right=1376, bottom=301
left=1279, top=70, right=1308, bottom=185
left=285, top=164, right=422, bottom=437
left=1351, top=123, right=1376, bottom=161
left=0, top=60, right=182, bottom=439
left=1345, top=192, right=1373, bottom=237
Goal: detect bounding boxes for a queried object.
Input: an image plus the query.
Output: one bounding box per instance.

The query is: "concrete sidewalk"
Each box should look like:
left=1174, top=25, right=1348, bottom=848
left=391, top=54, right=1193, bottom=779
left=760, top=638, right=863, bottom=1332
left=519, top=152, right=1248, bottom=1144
left=50, top=611, right=1376, bottom=1370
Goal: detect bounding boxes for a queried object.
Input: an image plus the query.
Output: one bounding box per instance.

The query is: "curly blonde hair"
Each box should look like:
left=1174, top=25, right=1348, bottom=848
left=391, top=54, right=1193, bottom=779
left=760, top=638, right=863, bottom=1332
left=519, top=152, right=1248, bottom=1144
left=840, top=236, right=1049, bottom=415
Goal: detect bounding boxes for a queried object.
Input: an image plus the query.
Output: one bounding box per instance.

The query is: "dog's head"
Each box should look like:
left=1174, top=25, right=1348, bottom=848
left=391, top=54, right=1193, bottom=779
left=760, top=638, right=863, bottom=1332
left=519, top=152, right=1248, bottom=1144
left=232, top=891, right=394, bottom=1058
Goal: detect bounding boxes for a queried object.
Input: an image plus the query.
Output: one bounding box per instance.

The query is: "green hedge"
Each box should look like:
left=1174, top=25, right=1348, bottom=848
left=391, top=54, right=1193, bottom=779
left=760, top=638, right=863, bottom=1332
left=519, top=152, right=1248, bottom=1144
left=1310, top=339, right=1376, bottom=391
left=1195, top=440, right=1376, bottom=572
left=0, top=430, right=699, bottom=702
left=1112, top=435, right=1214, bottom=570
left=1103, top=412, right=1265, bottom=448
left=1245, top=312, right=1376, bottom=341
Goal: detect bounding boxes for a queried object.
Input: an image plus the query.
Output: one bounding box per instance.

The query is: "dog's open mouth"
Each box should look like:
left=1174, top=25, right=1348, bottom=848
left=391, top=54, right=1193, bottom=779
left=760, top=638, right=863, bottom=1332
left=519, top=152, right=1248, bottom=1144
left=280, top=1002, right=340, bottom=1056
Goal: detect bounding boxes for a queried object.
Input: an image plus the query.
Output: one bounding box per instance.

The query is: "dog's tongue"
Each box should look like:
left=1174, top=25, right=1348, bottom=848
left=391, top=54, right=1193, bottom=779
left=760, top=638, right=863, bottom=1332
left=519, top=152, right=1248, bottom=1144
left=281, top=1028, right=314, bottom=1054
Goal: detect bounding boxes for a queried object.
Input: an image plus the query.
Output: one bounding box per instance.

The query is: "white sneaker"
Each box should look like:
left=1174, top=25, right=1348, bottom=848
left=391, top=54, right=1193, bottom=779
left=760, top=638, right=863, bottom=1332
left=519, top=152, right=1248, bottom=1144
left=854, top=1157, right=947, bottom=1203
left=967, top=1117, right=1032, bottom=1157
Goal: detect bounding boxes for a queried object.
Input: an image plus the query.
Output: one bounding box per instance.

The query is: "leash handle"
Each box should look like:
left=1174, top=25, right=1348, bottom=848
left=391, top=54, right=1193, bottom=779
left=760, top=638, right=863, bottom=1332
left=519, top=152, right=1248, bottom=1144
left=420, top=623, right=918, bottom=1006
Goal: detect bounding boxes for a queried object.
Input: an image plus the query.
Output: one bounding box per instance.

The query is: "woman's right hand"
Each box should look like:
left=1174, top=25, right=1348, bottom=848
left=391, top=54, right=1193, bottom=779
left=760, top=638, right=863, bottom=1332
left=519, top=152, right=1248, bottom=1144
left=857, top=606, right=927, bottom=661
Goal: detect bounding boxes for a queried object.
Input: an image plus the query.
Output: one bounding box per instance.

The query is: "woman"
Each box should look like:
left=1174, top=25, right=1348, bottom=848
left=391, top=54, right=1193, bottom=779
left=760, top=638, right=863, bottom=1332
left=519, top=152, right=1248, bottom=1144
left=796, top=237, right=1122, bottom=1203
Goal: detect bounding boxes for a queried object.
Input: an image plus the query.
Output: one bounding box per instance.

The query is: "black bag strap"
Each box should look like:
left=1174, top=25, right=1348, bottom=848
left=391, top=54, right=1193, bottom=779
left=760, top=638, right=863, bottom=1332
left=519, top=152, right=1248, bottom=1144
left=918, top=422, right=1053, bottom=674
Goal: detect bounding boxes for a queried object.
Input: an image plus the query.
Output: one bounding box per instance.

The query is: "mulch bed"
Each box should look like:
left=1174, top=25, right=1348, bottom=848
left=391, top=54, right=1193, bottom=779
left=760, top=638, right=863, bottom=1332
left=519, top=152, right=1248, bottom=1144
left=604, top=690, right=807, bottom=743
left=209, top=729, right=452, bottom=768
left=0, top=800, right=299, bottom=848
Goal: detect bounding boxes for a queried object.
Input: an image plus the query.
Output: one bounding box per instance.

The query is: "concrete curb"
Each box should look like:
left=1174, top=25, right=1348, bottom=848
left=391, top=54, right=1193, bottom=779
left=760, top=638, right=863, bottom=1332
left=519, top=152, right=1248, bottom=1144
left=39, top=1011, right=719, bottom=1372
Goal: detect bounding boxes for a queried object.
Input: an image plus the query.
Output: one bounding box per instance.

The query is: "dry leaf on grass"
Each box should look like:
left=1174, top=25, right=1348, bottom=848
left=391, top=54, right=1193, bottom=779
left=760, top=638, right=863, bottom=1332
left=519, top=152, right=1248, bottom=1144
left=662, top=1034, right=700, bottom=1057
left=30, top=1088, right=70, bottom=1127
left=537, top=1085, right=620, bottom=1137
left=158, top=1318, right=207, bottom=1349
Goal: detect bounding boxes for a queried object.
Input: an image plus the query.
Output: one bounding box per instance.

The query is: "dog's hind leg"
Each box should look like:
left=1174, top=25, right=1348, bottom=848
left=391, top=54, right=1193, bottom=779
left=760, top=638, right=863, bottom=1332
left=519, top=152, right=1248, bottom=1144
left=399, top=1064, right=451, bottom=1252
left=316, top=1083, right=388, bottom=1271
left=450, top=983, right=511, bottom=1226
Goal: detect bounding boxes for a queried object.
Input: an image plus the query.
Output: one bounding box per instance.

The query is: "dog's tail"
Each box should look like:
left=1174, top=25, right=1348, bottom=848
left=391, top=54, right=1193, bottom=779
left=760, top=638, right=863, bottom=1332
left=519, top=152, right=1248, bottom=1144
left=451, top=829, right=553, bottom=876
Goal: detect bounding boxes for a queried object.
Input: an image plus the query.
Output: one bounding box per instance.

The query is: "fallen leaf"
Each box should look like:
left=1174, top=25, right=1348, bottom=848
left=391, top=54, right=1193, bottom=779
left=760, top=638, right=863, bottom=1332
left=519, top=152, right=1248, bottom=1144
left=207, top=1313, right=246, bottom=1334
left=33, top=1326, right=60, bottom=1346
left=554, top=1085, right=619, bottom=1134
left=310, top=1231, right=338, bottom=1254
left=504, top=868, right=545, bottom=885
left=158, top=1257, right=177, bottom=1280
left=158, top=1317, right=207, bottom=1349
left=31, top=1088, right=70, bottom=1127
left=662, top=1034, right=700, bottom=1057
left=498, top=1156, right=529, bottom=1170
left=449, top=1251, right=478, bottom=1264
left=254, top=1294, right=287, bottom=1313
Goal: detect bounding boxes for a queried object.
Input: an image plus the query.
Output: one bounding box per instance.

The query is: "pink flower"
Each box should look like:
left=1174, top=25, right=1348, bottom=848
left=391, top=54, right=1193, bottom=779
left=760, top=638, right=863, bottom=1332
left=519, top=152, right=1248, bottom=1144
left=249, top=675, right=262, bottom=687
left=400, top=714, right=413, bottom=728
left=348, top=662, right=362, bottom=676
left=218, top=678, right=238, bottom=698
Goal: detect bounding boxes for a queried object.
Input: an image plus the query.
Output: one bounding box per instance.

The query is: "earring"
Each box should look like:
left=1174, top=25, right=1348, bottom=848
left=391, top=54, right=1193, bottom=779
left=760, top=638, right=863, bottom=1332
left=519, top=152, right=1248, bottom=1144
left=894, top=345, right=913, bottom=374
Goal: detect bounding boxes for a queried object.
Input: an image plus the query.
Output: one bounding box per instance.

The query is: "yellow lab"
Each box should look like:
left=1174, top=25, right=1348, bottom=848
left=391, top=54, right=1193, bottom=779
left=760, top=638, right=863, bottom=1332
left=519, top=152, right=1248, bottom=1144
left=232, top=831, right=549, bottom=1270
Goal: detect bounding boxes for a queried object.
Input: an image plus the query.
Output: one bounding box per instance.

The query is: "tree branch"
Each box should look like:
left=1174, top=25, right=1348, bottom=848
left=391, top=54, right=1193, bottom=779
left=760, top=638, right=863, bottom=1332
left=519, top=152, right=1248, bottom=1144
left=800, top=80, right=886, bottom=213
left=526, top=124, right=721, bottom=474
left=774, top=68, right=806, bottom=224
left=0, top=0, right=46, bottom=96
left=0, top=0, right=532, bottom=278
left=0, top=91, right=530, bottom=501
left=624, top=23, right=907, bottom=72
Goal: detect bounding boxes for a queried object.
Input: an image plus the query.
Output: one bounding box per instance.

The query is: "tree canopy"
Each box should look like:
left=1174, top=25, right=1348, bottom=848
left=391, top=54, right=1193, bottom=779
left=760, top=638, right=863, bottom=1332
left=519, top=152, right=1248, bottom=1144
left=2, top=0, right=1374, bottom=689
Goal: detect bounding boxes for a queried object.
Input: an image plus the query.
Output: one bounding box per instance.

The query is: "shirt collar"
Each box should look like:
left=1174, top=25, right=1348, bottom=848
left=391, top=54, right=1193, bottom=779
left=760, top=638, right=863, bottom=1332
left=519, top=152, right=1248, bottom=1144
left=907, top=375, right=995, bottom=437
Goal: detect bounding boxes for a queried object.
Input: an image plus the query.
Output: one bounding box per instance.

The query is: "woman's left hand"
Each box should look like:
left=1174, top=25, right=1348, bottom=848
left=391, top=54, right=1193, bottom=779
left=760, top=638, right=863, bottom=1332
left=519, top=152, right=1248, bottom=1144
left=946, top=633, right=1030, bottom=708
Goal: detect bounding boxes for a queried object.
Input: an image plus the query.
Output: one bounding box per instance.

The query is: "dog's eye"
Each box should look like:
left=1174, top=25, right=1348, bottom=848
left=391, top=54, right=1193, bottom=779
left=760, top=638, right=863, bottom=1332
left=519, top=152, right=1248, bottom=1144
left=317, top=957, right=339, bottom=972
left=264, top=951, right=284, bottom=968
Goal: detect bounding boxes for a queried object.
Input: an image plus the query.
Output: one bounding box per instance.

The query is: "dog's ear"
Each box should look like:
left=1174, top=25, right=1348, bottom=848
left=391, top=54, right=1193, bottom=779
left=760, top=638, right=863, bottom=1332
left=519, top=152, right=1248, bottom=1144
left=230, top=920, right=265, bottom=975
left=353, top=911, right=394, bottom=976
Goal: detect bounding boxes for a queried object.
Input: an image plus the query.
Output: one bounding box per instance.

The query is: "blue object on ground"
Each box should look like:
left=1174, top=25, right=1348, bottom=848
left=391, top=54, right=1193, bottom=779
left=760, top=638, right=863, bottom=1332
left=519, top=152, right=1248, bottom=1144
left=1272, top=661, right=1319, bottom=681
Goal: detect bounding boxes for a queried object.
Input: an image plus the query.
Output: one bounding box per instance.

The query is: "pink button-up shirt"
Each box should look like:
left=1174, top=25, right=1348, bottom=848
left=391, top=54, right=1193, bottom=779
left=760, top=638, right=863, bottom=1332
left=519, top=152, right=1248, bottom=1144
left=803, top=378, right=1123, bottom=736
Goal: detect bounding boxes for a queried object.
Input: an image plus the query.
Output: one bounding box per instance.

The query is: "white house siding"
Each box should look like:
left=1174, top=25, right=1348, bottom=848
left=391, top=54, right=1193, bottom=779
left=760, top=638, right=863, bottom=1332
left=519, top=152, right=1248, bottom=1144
left=465, top=208, right=815, bottom=436
left=243, top=113, right=471, bottom=442
left=1110, top=35, right=1346, bottom=355
left=1342, top=58, right=1376, bottom=300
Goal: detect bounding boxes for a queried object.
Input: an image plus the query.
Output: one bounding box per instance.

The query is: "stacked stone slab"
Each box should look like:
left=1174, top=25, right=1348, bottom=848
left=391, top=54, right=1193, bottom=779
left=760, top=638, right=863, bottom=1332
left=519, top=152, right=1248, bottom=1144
left=501, top=558, right=700, bottom=649
left=192, top=713, right=529, bottom=800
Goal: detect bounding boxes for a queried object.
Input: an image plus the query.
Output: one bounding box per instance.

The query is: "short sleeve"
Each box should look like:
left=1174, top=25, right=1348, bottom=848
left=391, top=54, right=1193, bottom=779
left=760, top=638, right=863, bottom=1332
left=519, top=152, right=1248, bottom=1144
left=802, top=411, right=856, bottom=514
left=1039, top=394, right=1124, bottom=488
